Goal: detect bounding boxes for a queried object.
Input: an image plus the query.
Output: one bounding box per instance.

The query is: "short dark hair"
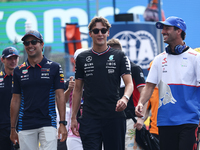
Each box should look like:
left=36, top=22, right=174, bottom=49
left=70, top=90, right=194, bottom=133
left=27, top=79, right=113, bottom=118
left=88, top=16, right=111, bottom=31
left=174, top=26, right=186, bottom=40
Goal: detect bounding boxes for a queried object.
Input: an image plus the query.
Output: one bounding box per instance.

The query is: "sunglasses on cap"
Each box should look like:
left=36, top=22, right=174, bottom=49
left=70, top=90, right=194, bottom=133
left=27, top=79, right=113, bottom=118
left=23, top=40, right=41, bottom=46
left=90, top=28, right=108, bottom=34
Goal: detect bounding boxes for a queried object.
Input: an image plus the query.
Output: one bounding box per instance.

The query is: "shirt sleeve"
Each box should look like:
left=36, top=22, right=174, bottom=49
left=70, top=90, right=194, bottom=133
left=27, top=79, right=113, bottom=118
left=146, top=55, right=160, bottom=85
left=120, top=53, right=131, bottom=76
left=54, top=64, right=65, bottom=90
left=75, top=54, right=84, bottom=79
left=12, top=68, right=21, bottom=94
left=131, top=64, right=145, bottom=88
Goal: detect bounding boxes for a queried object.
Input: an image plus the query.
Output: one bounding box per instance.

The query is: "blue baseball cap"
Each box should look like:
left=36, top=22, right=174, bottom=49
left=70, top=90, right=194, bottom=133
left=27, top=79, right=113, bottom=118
left=156, top=16, right=186, bottom=32
left=2, top=47, right=19, bottom=58
left=21, top=30, right=43, bottom=42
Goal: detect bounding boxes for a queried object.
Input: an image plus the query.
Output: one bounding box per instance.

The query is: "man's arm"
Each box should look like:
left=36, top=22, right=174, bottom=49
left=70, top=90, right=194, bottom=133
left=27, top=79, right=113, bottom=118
left=134, top=86, right=147, bottom=130
left=56, top=88, right=67, bottom=142
left=135, top=82, right=156, bottom=117
left=71, top=79, right=84, bottom=136
left=10, top=93, right=21, bottom=144
left=64, top=76, right=74, bottom=103
left=116, top=74, right=133, bottom=112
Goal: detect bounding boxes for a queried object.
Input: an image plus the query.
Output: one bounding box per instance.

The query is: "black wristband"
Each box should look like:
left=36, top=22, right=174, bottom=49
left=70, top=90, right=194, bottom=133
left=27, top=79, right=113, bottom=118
left=59, top=121, right=67, bottom=126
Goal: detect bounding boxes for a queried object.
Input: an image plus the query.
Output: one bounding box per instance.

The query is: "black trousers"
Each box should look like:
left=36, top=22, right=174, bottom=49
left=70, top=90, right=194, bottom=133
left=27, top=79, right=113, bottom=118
left=57, top=139, right=67, bottom=150
left=0, top=128, right=14, bottom=150
left=78, top=117, right=126, bottom=150
left=159, top=124, right=198, bottom=150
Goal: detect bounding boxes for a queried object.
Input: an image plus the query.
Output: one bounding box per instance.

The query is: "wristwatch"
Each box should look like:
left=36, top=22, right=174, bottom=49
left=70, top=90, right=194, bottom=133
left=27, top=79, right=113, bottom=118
left=123, top=95, right=129, bottom=100
left=59, top=121, right=67, bottom=126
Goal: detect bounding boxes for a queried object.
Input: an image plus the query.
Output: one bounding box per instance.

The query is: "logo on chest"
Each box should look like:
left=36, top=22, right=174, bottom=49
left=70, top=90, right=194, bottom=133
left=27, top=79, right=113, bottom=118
left=106, top=55, right=116, bottom=74
left=21, top=74, right=29, bottom=81
left=22, top=69, right=28, bottom=74
left=0, top=78, right=3, bottom=82
left=41, top=68, right=50, bottom=79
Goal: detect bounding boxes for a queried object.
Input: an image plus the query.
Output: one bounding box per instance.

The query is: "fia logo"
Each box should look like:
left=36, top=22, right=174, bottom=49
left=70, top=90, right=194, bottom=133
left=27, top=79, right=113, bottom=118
left=112, top=30, right=157, bottom=69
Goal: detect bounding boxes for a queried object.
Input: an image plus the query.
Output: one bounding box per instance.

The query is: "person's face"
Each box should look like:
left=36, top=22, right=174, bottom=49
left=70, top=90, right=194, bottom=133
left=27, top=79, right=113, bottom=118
left=23, top=36, right=44, bottom=58
left=89, top=22, right=109, bottom=47
left=1, top=55, right=19, bottom=70
left=161, top=25, right=178, bottom=44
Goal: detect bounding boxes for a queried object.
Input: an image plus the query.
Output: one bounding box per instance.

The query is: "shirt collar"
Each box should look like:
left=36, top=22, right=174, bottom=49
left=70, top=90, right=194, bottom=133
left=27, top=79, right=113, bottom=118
left=2, top=69, right=13, bottom=78
left=92, top=46, right=111, bottom=56
left=26, top=56, right=48, bottom=69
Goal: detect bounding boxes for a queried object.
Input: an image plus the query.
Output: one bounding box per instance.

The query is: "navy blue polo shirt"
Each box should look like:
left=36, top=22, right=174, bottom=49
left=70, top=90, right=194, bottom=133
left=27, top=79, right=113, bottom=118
left=13, top=56, right=65, bottom=131
left=0, top=70, right=13, bottom=132
left=75, top=47, right=131, bottom=119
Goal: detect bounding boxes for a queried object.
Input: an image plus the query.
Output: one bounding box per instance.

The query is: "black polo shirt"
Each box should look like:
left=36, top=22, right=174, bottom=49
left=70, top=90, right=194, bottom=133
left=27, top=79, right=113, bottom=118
left=13, top=56, right=65, bottom=131
left=0, top=70, right=13, bottom=133
left=120, top=62, right=146, bottom=119
left=75, top=47, right=131, bottom=119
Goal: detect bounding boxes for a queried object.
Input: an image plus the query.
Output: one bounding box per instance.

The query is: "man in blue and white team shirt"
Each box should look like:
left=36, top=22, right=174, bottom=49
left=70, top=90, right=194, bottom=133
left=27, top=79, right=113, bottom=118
left=135, top=16, right=200, bottom=150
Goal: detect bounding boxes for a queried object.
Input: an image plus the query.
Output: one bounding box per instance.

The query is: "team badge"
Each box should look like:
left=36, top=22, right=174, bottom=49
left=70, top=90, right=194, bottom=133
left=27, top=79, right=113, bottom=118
left=109, top=55, right=114, bottom=60
left=22, top=69, right=28, bottom=74
left=19, top=62, right=26, bottom=69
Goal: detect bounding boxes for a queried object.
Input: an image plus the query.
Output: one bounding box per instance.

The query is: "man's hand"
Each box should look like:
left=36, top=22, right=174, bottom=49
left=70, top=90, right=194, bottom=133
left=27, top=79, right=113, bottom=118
left=68, top=76, right=75, bottom=91
left=134, top=117, right=144, bottom=130
left=115, top=98, right=128, bottom=112
left=135, top=103, right=144, bottom=118
left=58, top=124, right=68, bottom=142
left=10, top=128, right=19, bottom=145
left=71, top=118, right=80, bottom=137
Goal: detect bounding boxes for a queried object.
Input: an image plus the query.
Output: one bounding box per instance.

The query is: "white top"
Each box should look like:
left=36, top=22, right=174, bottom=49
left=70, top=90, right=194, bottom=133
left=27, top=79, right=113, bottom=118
left=147, top=48, right=200, bottom=126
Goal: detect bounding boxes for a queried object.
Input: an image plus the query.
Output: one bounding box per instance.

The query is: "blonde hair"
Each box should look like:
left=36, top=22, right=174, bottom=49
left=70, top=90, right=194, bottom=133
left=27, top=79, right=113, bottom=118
left=88, top=16, right=111, bottom=31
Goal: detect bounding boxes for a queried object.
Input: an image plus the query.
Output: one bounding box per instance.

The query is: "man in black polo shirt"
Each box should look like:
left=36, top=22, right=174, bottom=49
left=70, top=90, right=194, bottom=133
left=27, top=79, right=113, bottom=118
left=0, top=47, right=19, bottom=150
left=10, top=30, right=67, bottom=150
left=71, top=17, right=133, bottom=150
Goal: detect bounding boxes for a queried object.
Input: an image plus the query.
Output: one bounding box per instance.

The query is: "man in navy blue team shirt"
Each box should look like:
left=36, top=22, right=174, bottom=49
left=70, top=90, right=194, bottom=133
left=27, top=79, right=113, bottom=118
left=10, top=30, right=67, bottom=150
left=0, top=47, right=19, bottom=150
left=71, top=17, right=133, bottom=150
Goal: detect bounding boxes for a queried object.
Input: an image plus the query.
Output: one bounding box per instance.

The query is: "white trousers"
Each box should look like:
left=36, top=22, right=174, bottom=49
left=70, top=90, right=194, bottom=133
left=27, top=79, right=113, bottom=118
left=18, top=126, right=57, bottom=150
left=67, top=137, right=83, bottom=150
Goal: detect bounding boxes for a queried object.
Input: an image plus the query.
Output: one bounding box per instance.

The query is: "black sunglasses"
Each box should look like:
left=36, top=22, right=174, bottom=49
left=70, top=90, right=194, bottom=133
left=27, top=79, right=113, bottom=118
left=90, top=28, right=108, bottom=34
left=23, top=40, right=41, bottom=46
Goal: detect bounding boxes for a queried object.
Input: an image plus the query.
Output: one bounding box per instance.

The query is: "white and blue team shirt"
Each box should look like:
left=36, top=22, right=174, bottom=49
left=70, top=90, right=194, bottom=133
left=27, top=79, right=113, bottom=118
left=147, top=48, right=200, bottom=126
left=75, top=46, right=131, bottom=119
left=13, top=56, right=65, bottom=131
